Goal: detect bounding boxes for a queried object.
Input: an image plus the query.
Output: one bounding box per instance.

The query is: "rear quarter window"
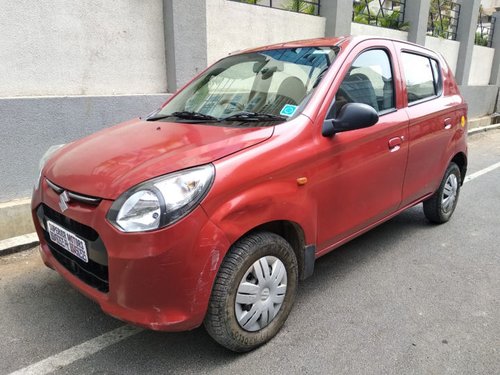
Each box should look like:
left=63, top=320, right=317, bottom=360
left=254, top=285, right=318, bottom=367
left=401, top=52, right=441, bottom=104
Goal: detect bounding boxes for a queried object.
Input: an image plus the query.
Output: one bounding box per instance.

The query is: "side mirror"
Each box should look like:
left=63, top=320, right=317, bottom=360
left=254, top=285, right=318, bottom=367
left=322, top=103, right=379, bottom=137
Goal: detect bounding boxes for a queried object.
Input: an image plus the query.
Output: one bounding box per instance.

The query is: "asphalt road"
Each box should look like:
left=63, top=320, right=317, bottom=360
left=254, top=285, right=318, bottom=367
left=1, top=130, right=499, bottom=375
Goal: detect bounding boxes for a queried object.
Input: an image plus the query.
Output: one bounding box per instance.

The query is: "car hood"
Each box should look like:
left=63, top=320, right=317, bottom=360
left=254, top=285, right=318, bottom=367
left=44, top=118, right=273, bottom=199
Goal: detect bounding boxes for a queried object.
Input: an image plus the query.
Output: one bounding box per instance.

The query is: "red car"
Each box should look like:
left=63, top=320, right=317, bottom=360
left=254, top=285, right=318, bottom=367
left=32, top=36, right=467, bottom=352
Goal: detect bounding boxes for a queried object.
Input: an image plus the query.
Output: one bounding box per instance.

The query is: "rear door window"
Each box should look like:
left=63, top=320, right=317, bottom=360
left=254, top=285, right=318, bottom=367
left=401, top=52, right=441, bottom=104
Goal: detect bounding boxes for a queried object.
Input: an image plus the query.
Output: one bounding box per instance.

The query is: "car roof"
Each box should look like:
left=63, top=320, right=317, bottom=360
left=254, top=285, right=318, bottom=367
left=234, top=36, right=348, bottom=55
left=231, top=35, right=438, bottom=56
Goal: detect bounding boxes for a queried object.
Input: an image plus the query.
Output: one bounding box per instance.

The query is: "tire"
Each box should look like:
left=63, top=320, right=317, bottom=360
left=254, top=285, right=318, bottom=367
left=423, top=162, right=461, bottom=224
left=204, top=231, right=298, bottom=352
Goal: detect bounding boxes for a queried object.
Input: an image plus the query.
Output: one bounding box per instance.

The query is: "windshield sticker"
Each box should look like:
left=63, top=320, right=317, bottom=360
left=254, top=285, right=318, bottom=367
left=280, top=104, right=298, bottom=117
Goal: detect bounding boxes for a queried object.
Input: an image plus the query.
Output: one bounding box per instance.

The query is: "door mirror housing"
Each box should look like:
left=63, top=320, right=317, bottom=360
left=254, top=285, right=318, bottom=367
left=322, top=103, right=379, bottom=137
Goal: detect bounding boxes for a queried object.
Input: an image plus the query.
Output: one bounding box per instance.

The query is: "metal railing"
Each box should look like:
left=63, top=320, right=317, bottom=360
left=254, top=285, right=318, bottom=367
left=229, top=0, right=320, bottom=16
left=427, top=0, right=461, bottom=40
left=476, top=13, right=496, bottom=47
left=352, top=0, right=408, bottom=31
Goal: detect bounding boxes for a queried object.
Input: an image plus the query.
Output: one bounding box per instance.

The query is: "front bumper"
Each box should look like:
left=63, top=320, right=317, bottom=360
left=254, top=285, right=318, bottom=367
left=31, top=178, right=231, bottom=331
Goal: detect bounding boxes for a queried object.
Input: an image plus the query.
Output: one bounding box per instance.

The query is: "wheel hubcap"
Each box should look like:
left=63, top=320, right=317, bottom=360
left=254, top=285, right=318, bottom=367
left=235, top=256, right=287, bottom=332
left=441, top=173, right=458, bottom=214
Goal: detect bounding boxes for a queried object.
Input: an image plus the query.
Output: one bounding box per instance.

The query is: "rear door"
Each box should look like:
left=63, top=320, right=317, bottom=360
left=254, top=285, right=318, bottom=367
left=395, top=44, right=459, bottom=205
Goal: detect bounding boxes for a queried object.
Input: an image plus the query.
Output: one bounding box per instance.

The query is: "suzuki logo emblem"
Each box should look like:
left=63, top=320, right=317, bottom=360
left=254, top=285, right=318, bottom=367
left=59, top=191, right=70, bottom=212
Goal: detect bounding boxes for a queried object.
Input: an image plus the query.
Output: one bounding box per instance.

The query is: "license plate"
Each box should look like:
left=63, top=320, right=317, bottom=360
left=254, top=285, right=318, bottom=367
left=47, top=220, right=89, bottom=263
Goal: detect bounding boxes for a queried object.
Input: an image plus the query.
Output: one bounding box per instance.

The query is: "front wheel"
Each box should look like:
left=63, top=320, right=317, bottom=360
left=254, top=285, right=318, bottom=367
left=423, top=162, right=462, bottom=224
left=204, top=232, right=298, bottom=352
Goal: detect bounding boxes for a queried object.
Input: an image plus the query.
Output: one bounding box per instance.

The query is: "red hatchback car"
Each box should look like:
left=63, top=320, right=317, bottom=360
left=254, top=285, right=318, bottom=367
left=32, top=36, right=467, bottom=351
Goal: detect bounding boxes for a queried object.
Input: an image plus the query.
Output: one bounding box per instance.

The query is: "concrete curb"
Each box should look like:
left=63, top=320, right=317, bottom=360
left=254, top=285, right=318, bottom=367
left=0, top=198, right=35, bottom=241
left=0, top=118, right=499, bottom=257
left=468, top=123, right=500, bottom=135
left=0, top=233, right=39, bottom=256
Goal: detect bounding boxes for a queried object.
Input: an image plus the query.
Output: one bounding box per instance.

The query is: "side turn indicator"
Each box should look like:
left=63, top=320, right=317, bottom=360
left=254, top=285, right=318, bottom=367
left=296, top=177, right=308, bottom=186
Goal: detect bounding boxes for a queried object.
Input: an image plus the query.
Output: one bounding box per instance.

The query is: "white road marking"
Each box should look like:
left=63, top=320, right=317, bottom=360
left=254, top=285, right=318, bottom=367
left=8, top=325, right=143, bottom=375
left=464, top=161, right=500, bottom=183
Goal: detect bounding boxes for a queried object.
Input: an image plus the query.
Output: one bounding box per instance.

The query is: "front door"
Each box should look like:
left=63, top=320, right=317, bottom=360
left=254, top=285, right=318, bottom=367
left=312, top=42, right=409, bottom=253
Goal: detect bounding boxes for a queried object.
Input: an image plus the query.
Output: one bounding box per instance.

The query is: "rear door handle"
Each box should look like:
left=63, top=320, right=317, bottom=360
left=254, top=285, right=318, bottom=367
left=388, top=137, right=402, bottom=152
left=444, top=118, right=452, bottom=130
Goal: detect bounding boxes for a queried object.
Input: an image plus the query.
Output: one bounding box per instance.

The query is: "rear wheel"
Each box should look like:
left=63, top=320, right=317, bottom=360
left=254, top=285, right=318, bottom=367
left=423, top=162, right=461, bottom=224
left=204, top=232, right=298, bottom=352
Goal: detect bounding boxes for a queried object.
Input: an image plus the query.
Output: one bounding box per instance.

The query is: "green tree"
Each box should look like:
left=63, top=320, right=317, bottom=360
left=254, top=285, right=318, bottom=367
left=379, top=10, right=409, bottom=31
left=352, top=0, right=409, bottom=31
left=475, top=32, right=488, bottom=46
left=353, top=0, right=372, bottom=24
left=284, top=0, right=317, bottom=15
left=428, top=0, right=454, bottom=38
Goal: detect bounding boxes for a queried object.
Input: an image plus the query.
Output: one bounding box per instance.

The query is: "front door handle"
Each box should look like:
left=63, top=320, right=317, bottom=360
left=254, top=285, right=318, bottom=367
left=388, top=137, right=402, bottom=152
left=444, top=118, right=452, bottom=130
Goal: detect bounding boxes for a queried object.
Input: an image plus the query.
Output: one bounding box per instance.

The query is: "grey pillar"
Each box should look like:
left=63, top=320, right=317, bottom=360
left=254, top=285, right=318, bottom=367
left=405, top=0, right=431, bottom=45
left=163, top=0, right=208, bottom=92
left=321, top=0, right=353, bottom=37
left=455, top=0, right=481, bottom=85
left=489, top=11, right=500, bottom=85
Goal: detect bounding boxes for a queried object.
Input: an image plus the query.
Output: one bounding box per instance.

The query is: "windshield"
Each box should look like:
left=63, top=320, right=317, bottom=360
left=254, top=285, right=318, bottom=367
left=152, top=46, right=339, bottom=125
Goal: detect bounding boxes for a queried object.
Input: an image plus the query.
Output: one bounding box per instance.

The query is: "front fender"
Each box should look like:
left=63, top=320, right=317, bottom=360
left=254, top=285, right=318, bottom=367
left=202, top=178, right=317, bottom=249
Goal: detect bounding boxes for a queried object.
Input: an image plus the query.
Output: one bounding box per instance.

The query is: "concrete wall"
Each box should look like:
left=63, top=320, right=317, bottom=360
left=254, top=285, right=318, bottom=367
left=351, top=23, right=409, bottom=41
left=469, top=45, right=495, bottom=85
left=424, top=37, right=461, bottom=74
left=0, top=0, right=167, bottom=97
left=205, top=0, right=326, bottom=64
left=0, top=94, right=169, bottom=202
left=0, top=1, right=170, bottom=202
left=459, top=85, right=499, bottom=117
left=164, top=0, right=208, bottom=91
left=0, top=0, right=498, bottom=205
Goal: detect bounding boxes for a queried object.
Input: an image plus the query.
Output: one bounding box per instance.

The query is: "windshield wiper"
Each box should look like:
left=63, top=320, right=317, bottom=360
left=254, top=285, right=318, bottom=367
left=146, top=111, right=219, bottom=122
left=147, top=110, right=286, bottom=123
left=222, top=112, right=287, bottom=122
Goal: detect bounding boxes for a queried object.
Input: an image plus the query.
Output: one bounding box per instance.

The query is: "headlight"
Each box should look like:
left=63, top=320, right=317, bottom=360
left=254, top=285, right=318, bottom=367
left=34, top=144, right=66, bottom=190
left=107, top=164, right=215, bottom=232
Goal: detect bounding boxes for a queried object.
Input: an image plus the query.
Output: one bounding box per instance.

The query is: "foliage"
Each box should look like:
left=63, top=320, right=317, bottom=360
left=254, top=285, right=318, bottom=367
left=430, top=17, right=451, bottom=38
left=475, top=5, right=491, bottom=47
left=239, top=0, right=317, bottom=16
left=379, top=10, right=409, bottom=31
left=283, top=0, right=317, bottom=15
left=475, top=32, right=488, bottom=46
left=352, top=0, right=409, bottom=31
left=353, top=1, right=371, bottom=24
left=429, top=0, right=453, bottom=16
left=428, top=0, right=454, bottom=39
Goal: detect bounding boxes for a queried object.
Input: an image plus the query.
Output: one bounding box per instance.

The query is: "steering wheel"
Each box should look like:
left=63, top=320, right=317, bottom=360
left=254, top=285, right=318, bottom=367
left=219, top=99, right=245, bottom=112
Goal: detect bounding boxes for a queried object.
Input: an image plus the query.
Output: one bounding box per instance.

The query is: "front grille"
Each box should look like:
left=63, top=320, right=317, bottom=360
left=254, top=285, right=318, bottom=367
left=47, top=241, right=109, bottom=293
left=37, top=204, right=109, bottom=293
left=42, top=204, right=99, bottom=241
